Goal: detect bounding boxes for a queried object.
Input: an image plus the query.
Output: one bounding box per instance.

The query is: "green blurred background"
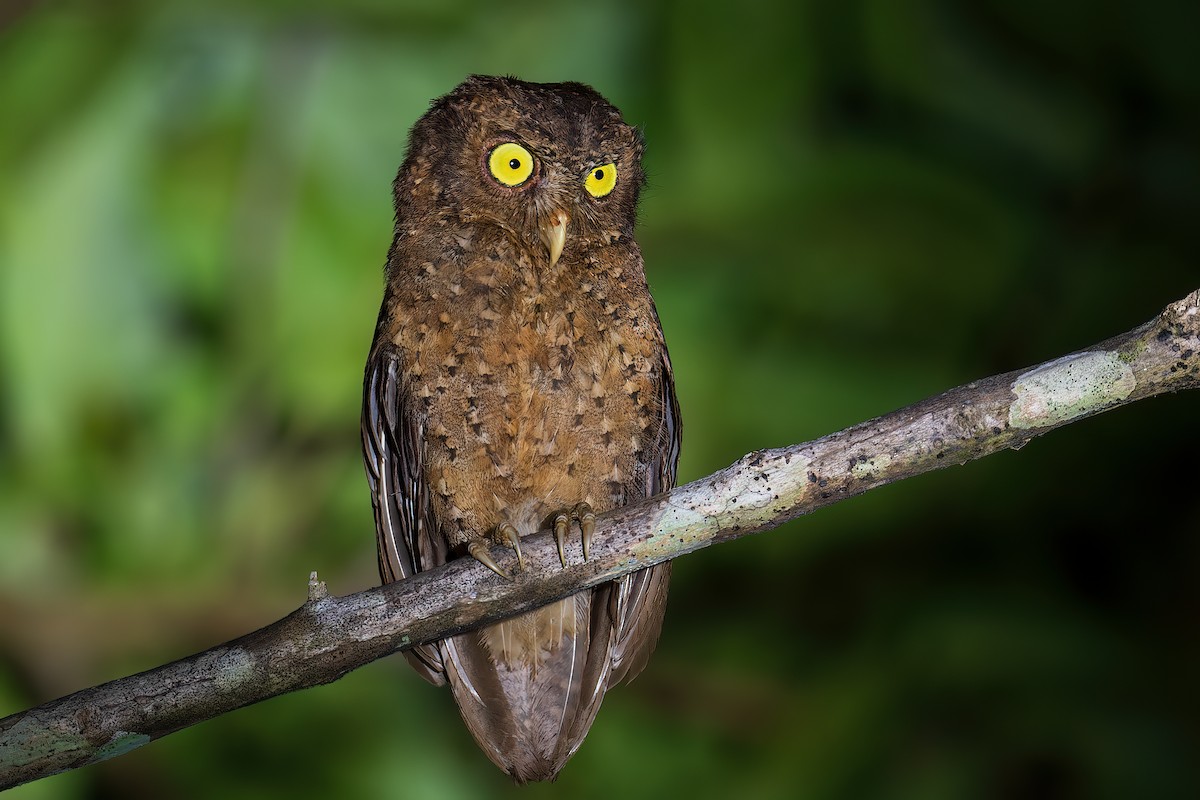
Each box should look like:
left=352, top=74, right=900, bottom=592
left=1, top=1, right=1197, bottom=798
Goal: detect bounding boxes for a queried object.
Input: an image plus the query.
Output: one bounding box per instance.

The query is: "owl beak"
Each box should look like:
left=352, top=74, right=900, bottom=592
left=539, top=209, right=569, bottom=267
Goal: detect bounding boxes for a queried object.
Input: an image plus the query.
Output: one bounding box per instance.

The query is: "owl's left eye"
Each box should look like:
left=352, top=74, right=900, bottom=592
left=584, top=163, right=617, bottom=198
left=488, top=142, right=535, bottom=187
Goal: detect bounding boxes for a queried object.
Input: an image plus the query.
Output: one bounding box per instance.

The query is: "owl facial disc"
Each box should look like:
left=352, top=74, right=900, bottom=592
left=539, top=209, right=569, bottom=267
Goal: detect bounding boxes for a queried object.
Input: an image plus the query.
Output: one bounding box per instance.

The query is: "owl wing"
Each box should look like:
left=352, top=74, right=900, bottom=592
left=362, top=342, right=448, bottom=684
left=607, top=346, right=682, bottom=686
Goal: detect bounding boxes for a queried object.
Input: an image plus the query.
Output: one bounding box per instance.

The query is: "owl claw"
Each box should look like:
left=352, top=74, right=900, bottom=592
left=468, top=540, right=511, bottom=580
left=498, top=522, right=525, bottom=570
left=574, top=503, right=595, bottom=561
left=551, top=502, right=596, bottom=566
left=553, top=513, right=570, bottom=567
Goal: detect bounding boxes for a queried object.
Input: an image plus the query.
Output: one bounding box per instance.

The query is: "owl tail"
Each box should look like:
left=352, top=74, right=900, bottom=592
left=438, top=585, right=618, bottom=783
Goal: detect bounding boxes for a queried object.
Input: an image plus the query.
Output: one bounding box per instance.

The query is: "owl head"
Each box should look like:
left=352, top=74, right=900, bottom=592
left=393, top=75, right=645, bottom=268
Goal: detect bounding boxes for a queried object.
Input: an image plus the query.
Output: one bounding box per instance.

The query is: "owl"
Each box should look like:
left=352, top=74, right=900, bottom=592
left=361, top=75, right=680, bottom=782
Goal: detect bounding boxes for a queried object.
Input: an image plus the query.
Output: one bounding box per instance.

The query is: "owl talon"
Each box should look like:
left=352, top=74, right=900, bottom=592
left=549, top=502, right=596, bottom=565
left=498, top=522, right=525, bottom=570
left=468, top=540, right=511, bottom=580
left=553, top=513, right=570, bottom=567
left=574, top=503, right=595, bottom=561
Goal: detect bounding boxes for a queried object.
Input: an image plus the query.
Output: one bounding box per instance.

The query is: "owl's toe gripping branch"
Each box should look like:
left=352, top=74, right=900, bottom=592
left=468, top=539, right=510, bottom=580
left=469, top=503, right=594, bottom=577
left=552, top=502, right=596, bottom=567
left=498, top=522, right=524, bottom=570
left=467, top=522, right=525, bottom=579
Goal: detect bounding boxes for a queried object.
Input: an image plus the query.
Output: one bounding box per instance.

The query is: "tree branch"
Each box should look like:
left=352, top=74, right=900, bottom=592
left=2, top=289, right=1198, bottom=790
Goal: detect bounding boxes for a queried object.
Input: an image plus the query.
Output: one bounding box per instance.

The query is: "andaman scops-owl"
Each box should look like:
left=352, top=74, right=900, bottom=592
left=361, top=75, right=680, bottom=782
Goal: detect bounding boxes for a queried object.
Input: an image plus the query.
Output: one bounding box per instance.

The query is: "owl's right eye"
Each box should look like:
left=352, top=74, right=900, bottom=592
left=487, top=142, right=535, bottom=187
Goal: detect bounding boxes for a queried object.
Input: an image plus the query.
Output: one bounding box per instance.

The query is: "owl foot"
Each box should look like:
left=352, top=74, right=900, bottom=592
left=467, top=522, right=524, bottom=579
left=552, top=502, right=596, bottom=567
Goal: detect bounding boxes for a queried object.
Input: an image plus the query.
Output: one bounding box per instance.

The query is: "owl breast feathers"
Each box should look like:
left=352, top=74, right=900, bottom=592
left=361, top=75, right=680, bottom=782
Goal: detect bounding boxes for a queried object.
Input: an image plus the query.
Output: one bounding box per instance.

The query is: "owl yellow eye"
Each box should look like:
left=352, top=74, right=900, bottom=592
left=488, top=142, right=535, bottom=187
left=584, top=162, right=617, bottom=198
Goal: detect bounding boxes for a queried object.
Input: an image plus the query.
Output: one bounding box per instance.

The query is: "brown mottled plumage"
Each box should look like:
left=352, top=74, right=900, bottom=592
left=361, top=75, right=680, bottom=782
